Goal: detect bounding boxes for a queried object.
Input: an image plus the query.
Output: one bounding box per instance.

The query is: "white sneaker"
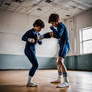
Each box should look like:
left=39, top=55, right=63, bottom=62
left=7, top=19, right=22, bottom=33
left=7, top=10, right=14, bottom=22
left=26, top=82, right=38, bottom=87
left=51, top=78, right=61, bottom=83
left=56, top=82, right=69, bottom=88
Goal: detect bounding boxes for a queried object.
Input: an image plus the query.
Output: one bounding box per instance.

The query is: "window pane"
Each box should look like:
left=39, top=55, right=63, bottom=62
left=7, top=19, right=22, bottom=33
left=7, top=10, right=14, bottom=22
left=83, top=40, right=92, bottom=54
left=83, top=28, right=92, bottom=40
left=80, top=30, right=82, bottom=42
left=80, top=43, right=83, bottom=54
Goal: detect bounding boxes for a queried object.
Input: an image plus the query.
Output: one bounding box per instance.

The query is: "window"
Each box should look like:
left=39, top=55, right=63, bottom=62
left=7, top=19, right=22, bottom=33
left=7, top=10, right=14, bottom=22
left=80, top=27, right=92, bottom=54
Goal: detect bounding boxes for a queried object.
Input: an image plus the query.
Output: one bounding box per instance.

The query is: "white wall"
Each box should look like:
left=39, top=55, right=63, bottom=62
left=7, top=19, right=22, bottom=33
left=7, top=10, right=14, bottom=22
left=0, top=10, right=58, bottom=57
left=0, top=10, right=29, bottom=55
left=64, top=9, right=92, bottom=55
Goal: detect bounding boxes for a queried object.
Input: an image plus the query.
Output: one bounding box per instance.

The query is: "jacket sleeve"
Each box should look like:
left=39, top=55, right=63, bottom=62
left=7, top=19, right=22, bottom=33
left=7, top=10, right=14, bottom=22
left=58, top=24, right=65, bottom=38
left=22, top=30, right=30, bottom=42
left=37, top=33, right=42, bottom=45
left=40, top=32, right=51, bottom=40
left=50, top=27, right=59, bottom=38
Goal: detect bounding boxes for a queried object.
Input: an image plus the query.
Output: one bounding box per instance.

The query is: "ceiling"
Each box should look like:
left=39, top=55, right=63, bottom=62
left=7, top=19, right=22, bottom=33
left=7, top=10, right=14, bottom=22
left=0, top=0, right=92, bottom=19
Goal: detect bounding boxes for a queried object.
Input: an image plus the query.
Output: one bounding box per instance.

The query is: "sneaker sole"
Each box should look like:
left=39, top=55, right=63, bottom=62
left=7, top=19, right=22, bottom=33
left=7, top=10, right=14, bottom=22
left=56, top=85, right=69, bottom=88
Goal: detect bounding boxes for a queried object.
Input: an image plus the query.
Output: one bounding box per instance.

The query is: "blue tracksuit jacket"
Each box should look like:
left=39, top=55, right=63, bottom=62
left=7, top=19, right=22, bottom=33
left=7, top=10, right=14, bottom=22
left=43, top=22, right=70, bottom=58
left=22, top=28, right=42, bottom=76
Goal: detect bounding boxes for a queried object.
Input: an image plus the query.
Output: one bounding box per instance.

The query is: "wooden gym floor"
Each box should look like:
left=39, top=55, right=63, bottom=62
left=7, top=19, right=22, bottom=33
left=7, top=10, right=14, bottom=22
left=0, top=70, right=92, bottom=92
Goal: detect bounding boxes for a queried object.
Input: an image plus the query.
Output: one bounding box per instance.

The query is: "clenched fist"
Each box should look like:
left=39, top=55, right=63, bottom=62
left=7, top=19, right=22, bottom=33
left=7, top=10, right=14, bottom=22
left=28, top=38, right=35, bottom=43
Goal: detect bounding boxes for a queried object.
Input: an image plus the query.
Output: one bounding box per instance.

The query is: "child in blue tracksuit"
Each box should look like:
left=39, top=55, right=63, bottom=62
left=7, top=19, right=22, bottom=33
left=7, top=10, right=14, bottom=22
left=22, top=19, right=44, bottom=87
left=40, top=13, right=70, bottom=88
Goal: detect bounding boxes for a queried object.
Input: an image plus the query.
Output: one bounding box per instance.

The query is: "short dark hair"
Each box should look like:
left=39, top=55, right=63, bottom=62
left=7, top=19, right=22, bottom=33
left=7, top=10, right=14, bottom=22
left=33, top=19, right=45, bottom=28
left=48, top=13, right=59, bottom=23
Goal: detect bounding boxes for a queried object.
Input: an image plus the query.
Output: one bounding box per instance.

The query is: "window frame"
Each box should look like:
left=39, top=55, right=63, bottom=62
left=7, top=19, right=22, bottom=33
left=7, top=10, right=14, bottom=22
left=80, top=27, right=92, bottom=54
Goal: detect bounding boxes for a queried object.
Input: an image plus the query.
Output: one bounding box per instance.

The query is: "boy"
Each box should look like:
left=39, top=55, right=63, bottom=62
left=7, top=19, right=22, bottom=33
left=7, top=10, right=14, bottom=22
left=40, top=13, right=70, bottom=88
left=22, top=19, right=44, bottom=87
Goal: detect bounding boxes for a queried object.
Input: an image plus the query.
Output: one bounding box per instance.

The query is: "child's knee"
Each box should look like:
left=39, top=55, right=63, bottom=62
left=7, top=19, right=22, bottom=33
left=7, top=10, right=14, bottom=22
left=56, top=61, right=62, bottom=67
left=57, top=58, right=64, bottom=66
left=36, top=63, right=38, bottom=68
left=33, top=63, right=39, bottom=69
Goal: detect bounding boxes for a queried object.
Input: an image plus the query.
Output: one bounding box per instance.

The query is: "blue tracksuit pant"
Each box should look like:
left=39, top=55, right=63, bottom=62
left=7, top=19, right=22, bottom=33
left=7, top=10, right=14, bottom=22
left=24, top=48, right=38, bottom=76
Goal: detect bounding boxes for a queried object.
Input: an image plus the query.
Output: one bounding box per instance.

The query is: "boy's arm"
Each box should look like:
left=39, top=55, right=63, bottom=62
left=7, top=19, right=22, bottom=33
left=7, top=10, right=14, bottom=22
left=22, top=30, right=35, bottom=43
left=22, top=30, right=30, bottom=41
left=39, top=32, right=53, bottom=40
left=58, top=23, right=69, bottom=38
left=59, top=24, right=65, bottom=38
left=50, top=27, right=59, bottom=38
left=37, top=33, right=42, bottom=45
left=50, top=24, right=65, bottom=38
left=37, top=32, right=52, bottom=45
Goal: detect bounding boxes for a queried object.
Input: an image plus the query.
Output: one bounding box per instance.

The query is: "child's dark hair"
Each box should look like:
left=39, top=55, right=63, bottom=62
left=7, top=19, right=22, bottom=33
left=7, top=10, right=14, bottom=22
left=48, top=13, right=59, bottom=23
left=33, top=19, right=45, bottom=28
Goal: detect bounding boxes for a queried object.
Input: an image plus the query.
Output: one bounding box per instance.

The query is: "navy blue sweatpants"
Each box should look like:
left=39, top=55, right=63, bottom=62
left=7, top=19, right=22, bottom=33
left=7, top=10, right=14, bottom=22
left=24, top=48, right=38, bottom=77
